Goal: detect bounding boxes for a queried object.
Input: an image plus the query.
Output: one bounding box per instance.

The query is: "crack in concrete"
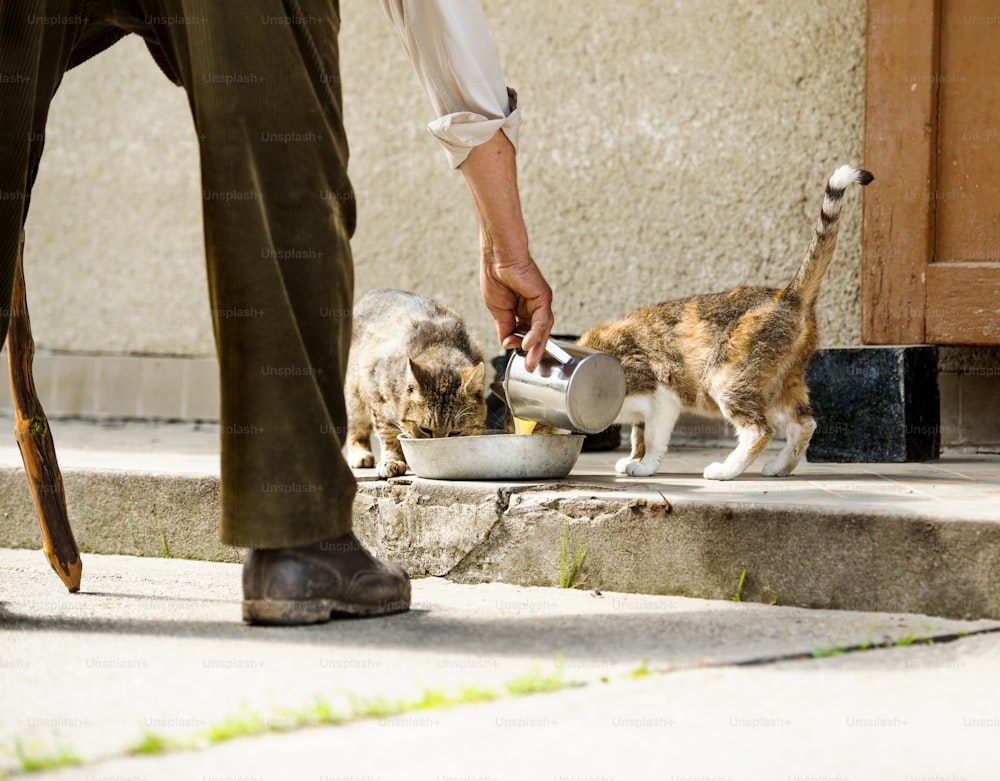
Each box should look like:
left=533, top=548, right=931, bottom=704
left=440, top=486, right=513, bottom=579
left=716, top=625, right=1000, bottom=670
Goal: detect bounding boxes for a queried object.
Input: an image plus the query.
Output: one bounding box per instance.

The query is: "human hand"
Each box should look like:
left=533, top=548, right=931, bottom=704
left=480, top=251, right=553, bottom=372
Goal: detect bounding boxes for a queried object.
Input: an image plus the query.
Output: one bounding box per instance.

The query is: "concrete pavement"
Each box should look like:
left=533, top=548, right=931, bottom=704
left=2, top=416, right=1000, bottom=778
left=0, top=416, right=998, bottom=618
left=3, top=546, right=1000, bottom=781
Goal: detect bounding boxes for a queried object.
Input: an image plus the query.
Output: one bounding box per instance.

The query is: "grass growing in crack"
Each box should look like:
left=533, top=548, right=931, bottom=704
left=559, top=519, right=588, bottom=589
left=810, top=631, right=937, bottom=659
left=895, top=633, right=932, bottom=648
left=4, top=737, right=81, bottom=773
left=127, top=730, right=176, bottom=755
left=810, top=645, right=847, bottom=658
left=505, top=665, right=570, bottom=696
left=120, top=672, right=565, bottom=763
left=157, top=523, right=172, bottom=559
left=731, top=569, right=747, bottom=602
left=454, top=685, right=498, bottom=705
left=13, top=660, right=635, bottom=774
left=730, top=570, right=781, bottom=605
left=201, top=707, right=273, bottom=744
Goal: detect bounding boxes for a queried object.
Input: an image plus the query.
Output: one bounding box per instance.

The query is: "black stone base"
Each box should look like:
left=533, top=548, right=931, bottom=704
left=806, top=346, right=940, bottom=463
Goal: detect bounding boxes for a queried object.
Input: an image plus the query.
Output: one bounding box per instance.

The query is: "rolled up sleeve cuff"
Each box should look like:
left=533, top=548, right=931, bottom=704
left=429, top=88, right=522, bottom=169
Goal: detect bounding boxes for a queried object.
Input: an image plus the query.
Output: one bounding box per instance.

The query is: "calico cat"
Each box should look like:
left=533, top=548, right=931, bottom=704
left=578, top=165, right=873, bottom=480
left=346, top=288, right=487, bottom=478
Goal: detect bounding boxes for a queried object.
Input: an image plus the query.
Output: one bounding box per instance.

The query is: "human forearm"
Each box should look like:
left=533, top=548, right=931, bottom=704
left=461, top=132, right=553, bottom=371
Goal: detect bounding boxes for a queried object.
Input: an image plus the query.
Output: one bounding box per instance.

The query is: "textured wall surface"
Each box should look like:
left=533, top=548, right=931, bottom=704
left=22, top=0, right=867, bottom=359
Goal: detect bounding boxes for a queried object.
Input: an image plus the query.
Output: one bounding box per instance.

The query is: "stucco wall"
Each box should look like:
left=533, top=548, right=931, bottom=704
left=22, top=0, right=867, bottom=360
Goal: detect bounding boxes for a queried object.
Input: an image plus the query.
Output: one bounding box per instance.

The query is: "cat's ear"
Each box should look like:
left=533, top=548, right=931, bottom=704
left=461, top=362, right=485, bottom=395
left=407, top=358, right=429, bottom=394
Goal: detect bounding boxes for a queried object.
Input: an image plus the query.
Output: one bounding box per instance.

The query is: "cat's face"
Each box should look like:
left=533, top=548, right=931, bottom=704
left=399, top=359, right=487, bottom=439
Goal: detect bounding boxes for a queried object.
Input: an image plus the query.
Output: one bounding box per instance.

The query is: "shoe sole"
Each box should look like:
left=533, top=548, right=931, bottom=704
left=242, top=597, right=410, bottom=626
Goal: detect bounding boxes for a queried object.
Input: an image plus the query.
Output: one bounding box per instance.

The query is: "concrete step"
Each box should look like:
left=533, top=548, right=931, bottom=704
left=1, top=416, right=998, bottom=620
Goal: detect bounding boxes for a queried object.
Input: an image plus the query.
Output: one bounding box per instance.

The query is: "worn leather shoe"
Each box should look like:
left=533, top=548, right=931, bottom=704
left=242, top=532, right=411, bottom=625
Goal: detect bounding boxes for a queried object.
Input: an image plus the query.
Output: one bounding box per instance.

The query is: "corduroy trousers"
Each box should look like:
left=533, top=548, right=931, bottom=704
left=0, top=0, right=357, bottom=548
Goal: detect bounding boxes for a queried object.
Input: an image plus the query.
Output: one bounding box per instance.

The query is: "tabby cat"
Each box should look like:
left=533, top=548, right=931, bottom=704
left=346, top=288, right=487, bottom=478
left=578, top=165, right=873, bottom=480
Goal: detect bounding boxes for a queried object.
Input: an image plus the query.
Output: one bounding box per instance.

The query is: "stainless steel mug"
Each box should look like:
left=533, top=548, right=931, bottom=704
left=503, top=329, right=626, bottom=434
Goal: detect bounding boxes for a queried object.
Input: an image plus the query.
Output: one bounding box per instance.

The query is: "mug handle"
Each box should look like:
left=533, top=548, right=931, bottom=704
left=510, top=325, right=573, bottom=365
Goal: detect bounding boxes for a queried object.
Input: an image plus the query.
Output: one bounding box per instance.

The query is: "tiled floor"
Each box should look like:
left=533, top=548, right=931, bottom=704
left=571, top=445, right=1000, bottom=522
left=0, top=416, right=221, bottom=475
left=0, top=416, right=996, bottom=524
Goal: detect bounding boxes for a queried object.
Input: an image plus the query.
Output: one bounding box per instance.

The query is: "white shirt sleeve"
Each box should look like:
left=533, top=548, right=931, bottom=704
left=381, top=0, right=522, bottom=168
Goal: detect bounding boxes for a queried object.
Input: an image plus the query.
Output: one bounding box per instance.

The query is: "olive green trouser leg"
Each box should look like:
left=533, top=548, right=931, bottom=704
left=1, top=0, right=359, bottom=549
left=146, top=0, right=357, bottom=548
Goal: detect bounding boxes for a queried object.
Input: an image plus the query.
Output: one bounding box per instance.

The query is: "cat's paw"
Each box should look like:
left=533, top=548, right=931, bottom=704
left=376, top=459, right=408, bottom=479
left=624, top=460, right=658, bottom=477
left=349, top=450, right=375, bottom=469
left=614, top=456, right=635, bottom=474
left=761, top=459, right=795, bottom=477
left=703, top=461, right=741, bottom=481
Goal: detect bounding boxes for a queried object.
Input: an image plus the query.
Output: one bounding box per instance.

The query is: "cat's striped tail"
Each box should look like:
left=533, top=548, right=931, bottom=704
left=784, top=165, right=873, bottom=307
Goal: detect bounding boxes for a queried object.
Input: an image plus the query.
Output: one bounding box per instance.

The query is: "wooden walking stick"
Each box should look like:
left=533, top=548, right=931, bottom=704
left=5, top=231, right=81, bottom=592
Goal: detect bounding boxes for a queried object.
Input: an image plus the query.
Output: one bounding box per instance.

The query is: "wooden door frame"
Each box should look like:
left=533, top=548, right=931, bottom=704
left=863, top=0, right=1000, bottom=345
left=861, top=0, right=940, bottom=344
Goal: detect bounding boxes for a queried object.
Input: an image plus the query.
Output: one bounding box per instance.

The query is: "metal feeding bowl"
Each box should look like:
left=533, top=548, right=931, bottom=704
left=399, top=433, right=585, bottom=481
